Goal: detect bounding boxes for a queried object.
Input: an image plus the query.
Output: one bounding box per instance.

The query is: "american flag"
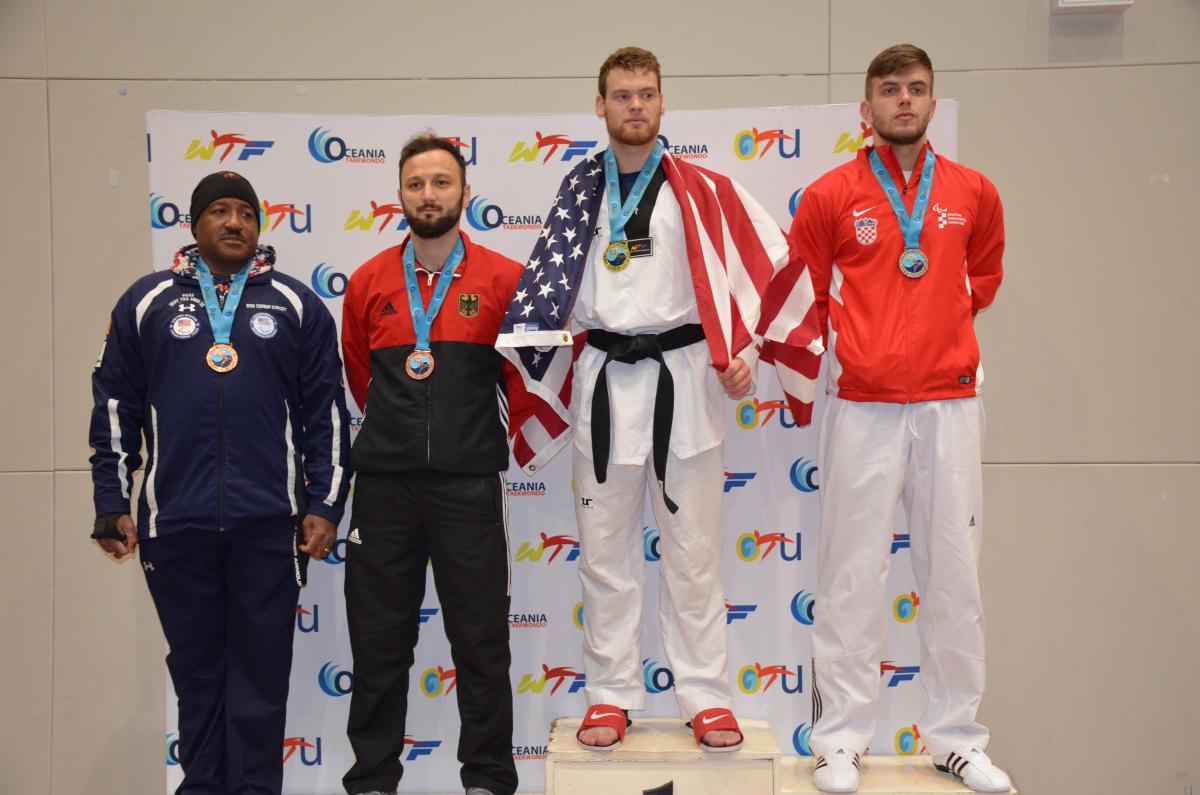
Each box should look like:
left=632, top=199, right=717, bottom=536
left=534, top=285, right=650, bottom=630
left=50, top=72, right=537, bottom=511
left=497, top=151, right=822, bottom=474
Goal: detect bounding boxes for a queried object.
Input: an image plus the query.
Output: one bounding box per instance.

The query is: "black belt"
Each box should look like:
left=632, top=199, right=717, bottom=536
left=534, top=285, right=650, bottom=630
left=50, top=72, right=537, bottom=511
left=587, top=324, right=705, bottom=514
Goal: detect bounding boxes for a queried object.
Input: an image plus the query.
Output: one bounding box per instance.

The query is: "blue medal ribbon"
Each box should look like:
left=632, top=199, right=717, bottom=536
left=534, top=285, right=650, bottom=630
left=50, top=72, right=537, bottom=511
left=402, top=235, right=466, bottom=351
left=196, top=256, right=251, bottom=345
left=868, top=146, right=936, bottom=276
left=603, top=140, right=665, bottom=244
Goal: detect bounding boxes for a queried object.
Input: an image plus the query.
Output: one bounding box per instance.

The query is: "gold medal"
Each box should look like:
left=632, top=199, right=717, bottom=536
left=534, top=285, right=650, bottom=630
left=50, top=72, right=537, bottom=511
left=206, top=343, right=238, bottom=373
left=603, top=241, right=631, bottom=272
left=898, top=248, right=929, bottom=279
left=405, top=349, right=435, bottom=380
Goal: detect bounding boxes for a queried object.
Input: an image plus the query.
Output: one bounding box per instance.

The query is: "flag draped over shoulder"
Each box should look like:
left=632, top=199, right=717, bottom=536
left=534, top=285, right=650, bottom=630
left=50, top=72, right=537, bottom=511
left=496, top=151, right=823, bottom=474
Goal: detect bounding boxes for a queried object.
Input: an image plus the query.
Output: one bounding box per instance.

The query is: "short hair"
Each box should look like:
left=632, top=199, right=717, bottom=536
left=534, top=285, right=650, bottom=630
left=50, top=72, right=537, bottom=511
left=398, top=132, right=467, bottom=185
left=598, top=46, right=662, bottom=97
left=865, top=44, right=934, bottom=98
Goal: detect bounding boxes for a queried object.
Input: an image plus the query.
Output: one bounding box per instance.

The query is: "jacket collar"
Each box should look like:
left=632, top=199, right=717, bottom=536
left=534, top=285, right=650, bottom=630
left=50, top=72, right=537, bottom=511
left=169, top=243, right=276, bottom=282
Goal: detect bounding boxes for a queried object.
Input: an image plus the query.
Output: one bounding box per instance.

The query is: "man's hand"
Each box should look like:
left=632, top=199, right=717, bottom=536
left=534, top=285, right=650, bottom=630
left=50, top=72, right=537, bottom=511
left=97, top=514, right=138, bottom=559
left=717, top=356, right=752, bottom=398
left=299, top=515, right=337, bottom=560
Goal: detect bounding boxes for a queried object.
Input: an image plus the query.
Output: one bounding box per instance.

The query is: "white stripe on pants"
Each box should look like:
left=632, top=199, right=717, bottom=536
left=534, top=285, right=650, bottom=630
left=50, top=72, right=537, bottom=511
left=811, top=396, right=990, bottom=757
left=572, top=443, right=732, bottom=717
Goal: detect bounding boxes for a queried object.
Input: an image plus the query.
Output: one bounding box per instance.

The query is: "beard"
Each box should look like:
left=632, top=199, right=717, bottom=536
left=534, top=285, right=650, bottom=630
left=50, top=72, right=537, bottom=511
left=606, top=114, right=660, bottom=147
left=872, top=114, right=931, bottom=147
left=403, top=196, right=463, bottom=239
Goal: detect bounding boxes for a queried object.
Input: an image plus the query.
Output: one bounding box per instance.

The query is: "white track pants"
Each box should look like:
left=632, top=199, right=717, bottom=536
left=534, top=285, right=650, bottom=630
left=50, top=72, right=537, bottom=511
left=811, top=396, right=990, bottom=757
left=572, top=444, right=732, bottom=718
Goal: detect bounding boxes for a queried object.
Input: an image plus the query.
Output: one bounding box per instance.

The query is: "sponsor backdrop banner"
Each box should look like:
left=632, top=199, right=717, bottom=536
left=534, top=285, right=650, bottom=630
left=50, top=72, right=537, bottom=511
left=148, top=103, right=957, bottom=794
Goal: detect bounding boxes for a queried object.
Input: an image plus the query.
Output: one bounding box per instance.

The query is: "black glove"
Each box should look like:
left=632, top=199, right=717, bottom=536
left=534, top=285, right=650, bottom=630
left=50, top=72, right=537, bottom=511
left=91, top=513, right=126, bottom=541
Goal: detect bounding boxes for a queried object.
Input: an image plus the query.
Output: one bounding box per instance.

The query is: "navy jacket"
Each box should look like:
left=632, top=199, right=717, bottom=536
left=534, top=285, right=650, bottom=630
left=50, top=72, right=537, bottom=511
left=89, top=244, right=351, bottom=538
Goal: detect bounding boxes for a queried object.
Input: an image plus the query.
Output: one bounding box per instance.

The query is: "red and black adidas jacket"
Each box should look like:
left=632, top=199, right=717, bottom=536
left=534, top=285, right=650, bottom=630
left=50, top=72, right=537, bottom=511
left=342, top=233, right=529, bottom=475
left=343, top=234, right=530, bottom=475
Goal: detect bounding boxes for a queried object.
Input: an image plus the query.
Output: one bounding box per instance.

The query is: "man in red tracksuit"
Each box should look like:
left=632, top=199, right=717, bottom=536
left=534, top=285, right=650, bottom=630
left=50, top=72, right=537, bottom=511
left=339, top=134, right=525, bottom=795
left=786, top=45, right=1012, bottom=793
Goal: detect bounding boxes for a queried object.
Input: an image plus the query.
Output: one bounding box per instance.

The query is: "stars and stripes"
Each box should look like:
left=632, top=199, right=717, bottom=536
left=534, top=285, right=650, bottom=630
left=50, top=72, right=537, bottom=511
left=497, top=151, right=823, bottom=474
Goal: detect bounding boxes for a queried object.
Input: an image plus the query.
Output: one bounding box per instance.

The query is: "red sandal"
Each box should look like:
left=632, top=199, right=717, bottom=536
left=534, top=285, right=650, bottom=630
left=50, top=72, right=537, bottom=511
left=689, top=707, right=744, bottom=753
left=576, top=704, right=630, bottom=752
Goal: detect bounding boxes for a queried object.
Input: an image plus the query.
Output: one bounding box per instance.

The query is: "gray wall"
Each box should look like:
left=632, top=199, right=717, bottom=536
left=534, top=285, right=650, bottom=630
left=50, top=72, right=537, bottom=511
left=2, top=1, right=1197, bottom=792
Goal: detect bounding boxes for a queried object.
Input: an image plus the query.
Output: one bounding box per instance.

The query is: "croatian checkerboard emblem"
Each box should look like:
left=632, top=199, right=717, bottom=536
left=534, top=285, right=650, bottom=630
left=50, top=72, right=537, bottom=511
left=855, top=217, right=878, bottom=245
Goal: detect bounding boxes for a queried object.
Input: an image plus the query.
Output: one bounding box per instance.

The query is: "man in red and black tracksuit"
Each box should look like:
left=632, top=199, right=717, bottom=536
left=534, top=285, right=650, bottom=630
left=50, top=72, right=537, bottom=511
left=785, top=46, right=1012, bottom=793
left=340, top=135, right=526, bottom=795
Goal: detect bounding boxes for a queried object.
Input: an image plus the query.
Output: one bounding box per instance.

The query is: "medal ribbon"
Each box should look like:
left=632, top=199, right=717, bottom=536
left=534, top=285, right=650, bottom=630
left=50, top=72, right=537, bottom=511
left=402, top=235, right=466, bottom=351
left=603, top=140, right=665, bottom=243
left=196, top=256, right=251, bottom=345
left=868, top=146, right=936, bottom=251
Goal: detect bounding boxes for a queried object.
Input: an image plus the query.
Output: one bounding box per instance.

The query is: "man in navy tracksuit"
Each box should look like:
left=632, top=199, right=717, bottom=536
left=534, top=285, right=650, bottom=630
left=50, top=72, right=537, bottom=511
left=89, top=171, right=351, bottom=795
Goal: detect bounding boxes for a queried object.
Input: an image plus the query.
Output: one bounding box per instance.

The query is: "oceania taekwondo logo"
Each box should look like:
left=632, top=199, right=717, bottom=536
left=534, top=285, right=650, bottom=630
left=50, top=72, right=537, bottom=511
left=516, top=664, right=585, bottom=695
left=726, top=602, right=758, bottom=624
left=466, top=196, right=503, bottom=231
left=307, top=127, right=386, bottom=164
left=735, top=530, right=802, bottom=562
left=310, top=263, right=348, bottom=298
left=513, top=532, right=580, bottom=563
left=466, top=196, right=543, bottom=232
left=643, top=658, right=675, bottom=693
left=513, top=743, right=548, bottom=761
left=184, top=130, right=274, bottom=162
left=893, top=591, right=920, bottom=623
left=789, top=458, right=819, bottom=493
left=656, top=134, right=709, bottom=160
left=344, top=200, right=408, bottom=233
left=259, top=200, right=312, bottom=234
left=419, top=665, right=457, bottom=697
left=509, top=611, right=548, bottom=629
left=506, top=480, right=546, bottom=496
left=735, top=397, right=803, bottom=430
left=790, top=590, right=815, bottom=625
left=881, top=661, right=920, bottom=687
left=733, top=127, right=801, bottom=160
left=149, top=194, right=189, bottom=230
left=317, top=662, right=354, bottom=697
left=833, top=123, right=872, bottom=155
left=736, top=663, right=804, bottom=694
left=509, top=131, right=598, bottom=164
left=792, top=723, right=814, bottom=756
left=788, top=187, right=805, bottom=218
left=643, top=526, right=661, bottom=561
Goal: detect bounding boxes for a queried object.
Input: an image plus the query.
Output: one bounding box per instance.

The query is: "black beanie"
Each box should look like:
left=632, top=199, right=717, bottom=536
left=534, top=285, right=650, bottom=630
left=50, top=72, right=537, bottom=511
left=189, top=171, right=261, bottom=237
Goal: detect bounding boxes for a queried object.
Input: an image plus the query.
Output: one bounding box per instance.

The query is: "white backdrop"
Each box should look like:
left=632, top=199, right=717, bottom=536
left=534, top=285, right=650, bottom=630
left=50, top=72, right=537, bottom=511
left=147, top=102, right=957, bottom=794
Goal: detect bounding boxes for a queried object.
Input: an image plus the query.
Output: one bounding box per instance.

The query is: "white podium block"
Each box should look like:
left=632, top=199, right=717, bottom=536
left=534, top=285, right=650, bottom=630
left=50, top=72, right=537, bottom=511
left=545, top=717, right=781, bottom=795
left=781, top=755, right=1018, bottom=794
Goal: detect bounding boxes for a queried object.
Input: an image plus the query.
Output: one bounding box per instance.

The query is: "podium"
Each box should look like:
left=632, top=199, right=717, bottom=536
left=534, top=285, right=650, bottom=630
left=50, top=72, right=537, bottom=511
left=545, top=717, right=782, bottom=795
left=542, top=718, right=1018, bottom=795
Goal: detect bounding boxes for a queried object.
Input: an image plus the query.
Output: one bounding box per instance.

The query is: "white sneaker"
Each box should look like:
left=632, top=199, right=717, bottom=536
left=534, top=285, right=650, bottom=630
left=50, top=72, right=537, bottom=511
left=934, top=747, right=1012, bottom=793
left=813, top=748, right=861, bottom=793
